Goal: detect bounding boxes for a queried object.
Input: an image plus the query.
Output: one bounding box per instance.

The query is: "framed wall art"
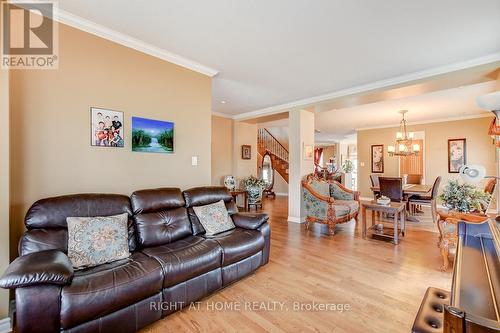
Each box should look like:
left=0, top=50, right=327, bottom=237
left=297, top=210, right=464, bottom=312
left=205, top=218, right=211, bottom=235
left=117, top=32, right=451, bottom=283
left=448, top=138, right=466, bottom=173
left=241, top=145, right=251, bottom=159
left=371, top=144, right=384, bottom=173
left=132, top=116, right=174, bottom=153
left=90, top=107, right=124, bottom=147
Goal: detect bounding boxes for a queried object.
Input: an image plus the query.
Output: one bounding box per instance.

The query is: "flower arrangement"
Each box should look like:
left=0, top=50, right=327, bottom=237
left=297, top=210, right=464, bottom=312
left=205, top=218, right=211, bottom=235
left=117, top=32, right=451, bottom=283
left=341, top=160, right=354, bottom=173
left=439, top=179, right=491, bottom=213
left=243, top=175, right=266, bottom=189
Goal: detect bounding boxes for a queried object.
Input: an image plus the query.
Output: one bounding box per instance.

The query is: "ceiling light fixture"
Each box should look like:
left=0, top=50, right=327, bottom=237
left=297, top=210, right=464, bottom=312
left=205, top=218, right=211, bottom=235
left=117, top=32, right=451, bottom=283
left=221, top=100, right=227, bottom=104
left=387, top=110, right=420, bottom=157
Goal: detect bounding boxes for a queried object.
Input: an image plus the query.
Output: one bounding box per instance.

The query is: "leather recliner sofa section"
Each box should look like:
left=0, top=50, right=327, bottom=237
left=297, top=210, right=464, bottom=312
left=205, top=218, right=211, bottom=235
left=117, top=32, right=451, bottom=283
left=0, top=186, right=270, bottom=333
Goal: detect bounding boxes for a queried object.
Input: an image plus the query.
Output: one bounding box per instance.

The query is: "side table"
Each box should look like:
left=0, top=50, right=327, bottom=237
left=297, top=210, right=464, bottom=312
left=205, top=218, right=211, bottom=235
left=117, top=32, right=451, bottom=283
left=230, top=189, right=248, bottom=211
left=361, top=201, right=406, bottom=245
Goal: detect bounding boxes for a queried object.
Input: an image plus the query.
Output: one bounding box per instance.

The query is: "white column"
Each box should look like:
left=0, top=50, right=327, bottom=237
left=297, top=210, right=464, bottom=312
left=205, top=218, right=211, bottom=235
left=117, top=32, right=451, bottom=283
left=288, top=109, right=315, bottom=223
left=0, top=68, right=11, bottom=329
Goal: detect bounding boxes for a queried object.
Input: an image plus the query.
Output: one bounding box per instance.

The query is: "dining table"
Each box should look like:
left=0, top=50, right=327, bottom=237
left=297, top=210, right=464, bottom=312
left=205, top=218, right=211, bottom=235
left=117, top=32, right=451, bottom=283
left=370, top=184, right=433, bottom=222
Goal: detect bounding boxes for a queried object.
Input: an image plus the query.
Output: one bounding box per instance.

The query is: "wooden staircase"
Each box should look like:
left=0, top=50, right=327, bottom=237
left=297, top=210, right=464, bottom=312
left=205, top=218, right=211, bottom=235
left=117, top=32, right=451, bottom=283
left=257, top=128, right=289, bottom=183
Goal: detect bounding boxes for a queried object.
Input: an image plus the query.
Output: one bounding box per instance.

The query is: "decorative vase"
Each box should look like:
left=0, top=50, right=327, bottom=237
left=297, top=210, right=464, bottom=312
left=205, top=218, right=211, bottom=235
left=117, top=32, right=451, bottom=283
left=246, top=185, right=264, bottom=204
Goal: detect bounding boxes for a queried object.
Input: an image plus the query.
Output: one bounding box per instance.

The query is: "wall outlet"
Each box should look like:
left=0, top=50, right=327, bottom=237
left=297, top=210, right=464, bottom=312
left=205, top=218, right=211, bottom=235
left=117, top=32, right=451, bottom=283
left=191, top=156, right=198, bottom=166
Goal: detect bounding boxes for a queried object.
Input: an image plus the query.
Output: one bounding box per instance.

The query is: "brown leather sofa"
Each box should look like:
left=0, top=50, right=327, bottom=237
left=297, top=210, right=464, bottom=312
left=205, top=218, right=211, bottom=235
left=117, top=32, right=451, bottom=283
left=0, top=186, right=270, bottom=333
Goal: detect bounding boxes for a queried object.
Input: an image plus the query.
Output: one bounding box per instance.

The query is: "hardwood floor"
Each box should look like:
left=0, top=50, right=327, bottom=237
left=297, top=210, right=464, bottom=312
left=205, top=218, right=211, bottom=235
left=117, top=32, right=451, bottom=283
left=142, top=196, right=452, bottom=333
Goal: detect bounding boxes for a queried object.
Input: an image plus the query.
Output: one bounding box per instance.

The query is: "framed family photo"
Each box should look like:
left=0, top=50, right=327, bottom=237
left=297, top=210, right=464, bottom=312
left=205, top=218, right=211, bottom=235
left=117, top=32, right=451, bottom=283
left=90, top=107, right=124, bottom=147
left=371, top=145, right=384, bottom=173
left=448, top=138, right=466, bottom=173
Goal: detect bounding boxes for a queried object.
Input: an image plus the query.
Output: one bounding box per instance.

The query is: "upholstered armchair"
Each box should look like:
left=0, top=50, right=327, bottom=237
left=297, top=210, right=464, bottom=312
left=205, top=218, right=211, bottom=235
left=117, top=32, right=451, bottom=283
left=302, top=173, right=360, bottom=235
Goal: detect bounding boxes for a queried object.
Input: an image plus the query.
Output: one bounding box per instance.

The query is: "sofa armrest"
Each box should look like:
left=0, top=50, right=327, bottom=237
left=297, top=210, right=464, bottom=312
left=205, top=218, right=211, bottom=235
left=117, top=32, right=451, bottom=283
left=0, top=249, right=74, bottom=289
left=231, top=212, right=269, bottom=230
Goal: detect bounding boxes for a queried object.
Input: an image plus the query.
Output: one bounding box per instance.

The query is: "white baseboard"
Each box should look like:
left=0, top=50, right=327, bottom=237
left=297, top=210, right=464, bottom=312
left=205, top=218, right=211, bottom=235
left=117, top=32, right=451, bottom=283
left=275, top=192, right=288, bottom=196
left=0, top=317, right=11, bottom=333
left=288, top=216, right=306, bottom=223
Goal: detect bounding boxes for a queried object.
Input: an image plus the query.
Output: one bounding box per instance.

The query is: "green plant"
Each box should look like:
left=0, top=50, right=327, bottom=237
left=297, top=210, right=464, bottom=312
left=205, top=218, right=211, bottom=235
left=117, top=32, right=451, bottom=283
left=439, top=179, right=491, bottom=213
left=341, top=160, right=354, bottom=173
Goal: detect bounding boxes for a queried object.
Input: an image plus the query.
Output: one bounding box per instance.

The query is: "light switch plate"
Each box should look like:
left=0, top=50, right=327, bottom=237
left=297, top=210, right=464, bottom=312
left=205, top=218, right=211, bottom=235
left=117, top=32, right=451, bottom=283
left=191, top=156, right=198, bottom=166
left=360, top=162, right=365, bottom=167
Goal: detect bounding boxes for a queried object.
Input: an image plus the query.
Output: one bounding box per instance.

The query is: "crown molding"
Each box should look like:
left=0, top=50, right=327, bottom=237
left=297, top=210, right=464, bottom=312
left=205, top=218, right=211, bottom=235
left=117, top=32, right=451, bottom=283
left=233, top=52, right=500, bottom=120
left=56, top=9, right=219, bottom=77
left=211, top=112, right=234, bottom=119
left=356, top=113, right=494, bottom=131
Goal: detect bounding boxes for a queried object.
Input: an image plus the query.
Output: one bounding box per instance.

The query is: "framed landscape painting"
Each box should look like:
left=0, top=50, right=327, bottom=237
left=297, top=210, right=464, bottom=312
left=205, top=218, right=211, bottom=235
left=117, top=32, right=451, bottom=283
left=371, top=145, right=384, bottom=173
left=90, top=107, right=124, bottom=147
left=132, top=117, right=174, bottom=153
left=448, top=138, right=466, bottom=173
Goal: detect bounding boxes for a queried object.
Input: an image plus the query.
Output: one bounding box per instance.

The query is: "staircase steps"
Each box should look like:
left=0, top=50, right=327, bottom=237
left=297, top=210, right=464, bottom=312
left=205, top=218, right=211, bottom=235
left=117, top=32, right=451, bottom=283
left=257, top=128, right=289, bottom=183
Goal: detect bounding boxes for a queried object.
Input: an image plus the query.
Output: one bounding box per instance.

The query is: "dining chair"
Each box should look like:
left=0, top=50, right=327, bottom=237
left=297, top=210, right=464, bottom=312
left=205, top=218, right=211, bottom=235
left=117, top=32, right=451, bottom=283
left=408, top=176, right=442, bottom=223
left=379, top=177, right=403, bottom=202
left=370, top=174, right=380, bottom=199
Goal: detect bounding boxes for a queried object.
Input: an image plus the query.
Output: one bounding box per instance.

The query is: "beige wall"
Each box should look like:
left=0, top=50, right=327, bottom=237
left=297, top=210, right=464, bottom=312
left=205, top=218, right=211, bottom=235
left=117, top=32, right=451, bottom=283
left=357, top=116, right=496, bottom=198
left=10, top=22, right=212, bottom=257
left=0, top=68, right=10, bottom=320
left=232, top=121, right=258, bottom=186
left=211, top=116, right=233, bottom=185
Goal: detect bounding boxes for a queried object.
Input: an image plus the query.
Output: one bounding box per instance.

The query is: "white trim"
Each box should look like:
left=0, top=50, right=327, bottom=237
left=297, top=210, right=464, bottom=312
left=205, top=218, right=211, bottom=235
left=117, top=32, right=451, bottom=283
left=0, top=318, right=11, bottom=333
left=233, top=53, right=500, bottom=120
left=211, top=112, right=234, bottom=119
left=55, top=9, right=218, bottom=77
left=275, top=192, right=288, bottom=196
left=356, top=113, right=493, bottom=131
left=288, top=216, right=305, bottom=223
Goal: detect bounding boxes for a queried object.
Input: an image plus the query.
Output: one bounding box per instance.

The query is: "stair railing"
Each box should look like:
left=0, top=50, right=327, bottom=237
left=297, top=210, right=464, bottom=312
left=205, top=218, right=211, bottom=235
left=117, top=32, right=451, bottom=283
left=258, top=128, right=289, bottom=162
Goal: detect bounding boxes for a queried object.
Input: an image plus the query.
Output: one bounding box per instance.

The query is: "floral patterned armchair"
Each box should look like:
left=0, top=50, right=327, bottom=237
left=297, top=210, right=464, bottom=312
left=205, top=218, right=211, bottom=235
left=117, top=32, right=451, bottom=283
left=302, top=173, right=360, bottom=235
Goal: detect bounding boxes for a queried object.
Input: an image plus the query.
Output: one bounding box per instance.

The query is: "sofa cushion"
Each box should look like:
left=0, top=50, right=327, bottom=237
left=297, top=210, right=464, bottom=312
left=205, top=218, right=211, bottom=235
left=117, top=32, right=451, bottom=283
left=60, top=252, right=163, bottom=329
left=141, top=236, right=222, bottom=287
left=131, top=188, right=192, bottom=247
left=67, top=213, right=130, bottom=269
left=22, top=194, right=137, bottom=255
left=183, top=186, right=238, bottom=235
left=193, top=200, right=235, bottom=236
left=206, top=228, right=264, bottom=266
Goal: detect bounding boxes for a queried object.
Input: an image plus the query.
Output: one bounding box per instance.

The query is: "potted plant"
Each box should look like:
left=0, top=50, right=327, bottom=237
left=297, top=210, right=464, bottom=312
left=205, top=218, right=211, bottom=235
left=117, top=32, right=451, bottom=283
left=243, top=176, right=266, bottom=206
left=341, top=160, right=354, bottom=189
left=439, top=179, right=491, bottom=213
left=341, top=160, right=353, bottom=173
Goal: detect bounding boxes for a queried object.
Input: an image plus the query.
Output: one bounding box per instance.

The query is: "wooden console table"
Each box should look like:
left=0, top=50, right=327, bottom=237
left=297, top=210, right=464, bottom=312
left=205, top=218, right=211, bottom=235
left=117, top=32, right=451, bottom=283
left=361, top=201, right=406, bottom=245
left=436, top=209, right=488, bottom=271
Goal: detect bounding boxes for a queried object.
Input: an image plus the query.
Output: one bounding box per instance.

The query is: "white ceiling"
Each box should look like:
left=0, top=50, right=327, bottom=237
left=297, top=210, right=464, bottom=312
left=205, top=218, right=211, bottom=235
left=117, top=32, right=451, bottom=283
left=314, top=81, right=498, bottom=142
left=58, top=0, right=500, bottom=116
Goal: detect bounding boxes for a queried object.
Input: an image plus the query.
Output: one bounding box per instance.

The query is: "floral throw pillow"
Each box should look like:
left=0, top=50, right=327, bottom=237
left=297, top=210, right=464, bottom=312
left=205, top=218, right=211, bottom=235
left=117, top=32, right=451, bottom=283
left=193, top=200, right=235, bottom=236
left=67, top=213, right=130, bottom=269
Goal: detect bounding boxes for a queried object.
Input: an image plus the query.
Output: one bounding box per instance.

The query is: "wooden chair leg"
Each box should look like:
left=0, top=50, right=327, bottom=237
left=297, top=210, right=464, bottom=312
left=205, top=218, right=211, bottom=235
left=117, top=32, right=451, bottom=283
left=327, top=221, right=336, bottom=235
left=439, top=239, right=449, bottom=271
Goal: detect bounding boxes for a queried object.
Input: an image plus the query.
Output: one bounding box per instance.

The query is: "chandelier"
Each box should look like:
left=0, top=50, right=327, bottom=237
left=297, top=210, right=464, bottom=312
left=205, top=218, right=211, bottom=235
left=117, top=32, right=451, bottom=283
left=387, top=110, right=420, bottom=157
